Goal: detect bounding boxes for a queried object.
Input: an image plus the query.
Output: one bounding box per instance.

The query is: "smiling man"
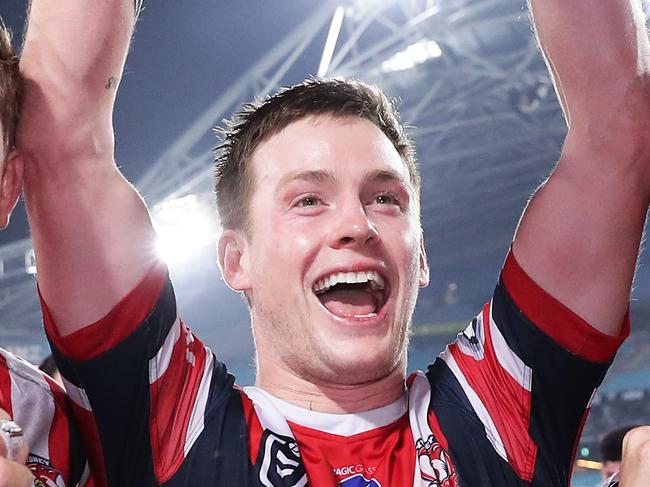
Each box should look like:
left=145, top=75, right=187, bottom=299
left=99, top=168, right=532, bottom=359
left=16, top=0, right=650, bottom=486
left=217, top=91, right=427, bottom=406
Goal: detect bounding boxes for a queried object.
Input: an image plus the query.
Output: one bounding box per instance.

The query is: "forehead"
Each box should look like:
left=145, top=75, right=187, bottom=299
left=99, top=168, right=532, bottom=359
left=250, top=116, right=410, bottom=188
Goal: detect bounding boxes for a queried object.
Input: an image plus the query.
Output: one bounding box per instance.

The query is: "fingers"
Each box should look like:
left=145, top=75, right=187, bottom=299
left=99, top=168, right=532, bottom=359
left=0, top=410, right=27, bottom=464
left=0, top=456, right=34, bottom=487
left=0, top=409, right=33, bottom=486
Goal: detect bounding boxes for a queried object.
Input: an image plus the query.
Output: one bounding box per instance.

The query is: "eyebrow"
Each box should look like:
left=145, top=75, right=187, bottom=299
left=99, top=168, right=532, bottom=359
left=363, top=168, right=408, bottom=185
left=276, top=168, right=410, bottom=191
left=277, top=169, right=337, bottom=189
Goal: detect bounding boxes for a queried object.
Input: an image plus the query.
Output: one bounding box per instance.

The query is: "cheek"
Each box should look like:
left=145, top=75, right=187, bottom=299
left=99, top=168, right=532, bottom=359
left=383, top=221, right=421, bottom=262
left=255, top=216, right=323, bottom=273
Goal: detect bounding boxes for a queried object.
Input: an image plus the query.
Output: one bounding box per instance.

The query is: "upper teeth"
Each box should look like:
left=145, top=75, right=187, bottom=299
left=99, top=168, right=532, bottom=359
left=313, top=271, right=385, bottom=294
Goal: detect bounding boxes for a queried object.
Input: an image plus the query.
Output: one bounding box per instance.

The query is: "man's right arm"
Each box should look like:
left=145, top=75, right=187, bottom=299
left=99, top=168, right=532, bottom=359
left=19, top=0, right=158, bottom=336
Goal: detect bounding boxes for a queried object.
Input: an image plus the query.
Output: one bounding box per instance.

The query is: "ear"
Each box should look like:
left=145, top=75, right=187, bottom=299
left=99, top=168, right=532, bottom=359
left=217, top=229, right=252, bottom=292
left=0, top=152, right=23, bottom=230
left=418, top=236, right=430, bottom=288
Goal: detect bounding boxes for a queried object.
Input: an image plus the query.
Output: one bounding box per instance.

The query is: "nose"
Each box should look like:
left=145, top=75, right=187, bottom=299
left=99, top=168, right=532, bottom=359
left=329, top=201, right=380, bottom=250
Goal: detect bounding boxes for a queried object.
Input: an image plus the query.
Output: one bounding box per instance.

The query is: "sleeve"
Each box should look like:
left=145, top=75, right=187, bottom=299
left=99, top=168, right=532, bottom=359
left=431, top=249, right=627, bottom=484
left=41, top=261, right=238, bottom=486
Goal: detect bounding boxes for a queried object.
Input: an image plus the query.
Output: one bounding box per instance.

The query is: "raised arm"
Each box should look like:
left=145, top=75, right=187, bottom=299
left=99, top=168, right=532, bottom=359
left=513, top=0, right=650, bottom=335
left=19, top=0, right=158, bottom=335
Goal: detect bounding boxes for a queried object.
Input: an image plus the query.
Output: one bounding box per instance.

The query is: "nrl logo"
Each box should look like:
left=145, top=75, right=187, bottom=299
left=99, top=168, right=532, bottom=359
left=258, top=430, right=308, bottom=487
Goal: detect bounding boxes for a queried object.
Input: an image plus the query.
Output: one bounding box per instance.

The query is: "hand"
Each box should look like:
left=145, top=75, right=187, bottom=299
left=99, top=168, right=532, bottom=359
left=619, top=426, right=650, bottom=487
left=0, top=409, right=34, bottom=487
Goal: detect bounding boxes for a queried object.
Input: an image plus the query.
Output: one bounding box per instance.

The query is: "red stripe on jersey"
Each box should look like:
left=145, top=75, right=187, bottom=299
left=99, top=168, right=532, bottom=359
left=44, top=376, right=72, bottom=482
left=70, top=401, right=107, bottom=487
left=239, top=389, right=264, bottom=465
left=149, top=323, right=208, bottom=483
left=568, top=407, right=591, bottom=482
left=449, top=302, right=537, bottom=481
left=427, top=409, right=450, bottom=452
left=0, top=353, right=12, bottom=418
left=42, top=260, right=168, bottom=361
left=502, top=250, right=628, bottom=363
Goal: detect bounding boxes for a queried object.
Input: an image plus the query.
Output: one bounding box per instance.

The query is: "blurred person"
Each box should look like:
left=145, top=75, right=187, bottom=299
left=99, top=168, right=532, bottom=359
left=17, top=0, right=649, bottom=486
left=0, top=21, right=92, bottom=487
left=600, top=425, right=641, bottom=481
left=599, top=426, right=650, bottom=487
left=618, top=426, right=650, bottom=487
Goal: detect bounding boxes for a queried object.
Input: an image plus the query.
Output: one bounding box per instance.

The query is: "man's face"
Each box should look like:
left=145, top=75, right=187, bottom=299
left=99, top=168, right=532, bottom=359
left=239, top=115, right=428, bottom=386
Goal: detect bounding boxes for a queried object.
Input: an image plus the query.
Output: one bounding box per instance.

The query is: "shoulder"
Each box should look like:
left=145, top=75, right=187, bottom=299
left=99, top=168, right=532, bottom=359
left=0, top=347, right=65, bottom=404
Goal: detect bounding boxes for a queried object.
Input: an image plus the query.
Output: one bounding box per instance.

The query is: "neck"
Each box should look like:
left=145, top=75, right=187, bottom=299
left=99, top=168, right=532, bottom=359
left=255, top=361, right=407, bottom=414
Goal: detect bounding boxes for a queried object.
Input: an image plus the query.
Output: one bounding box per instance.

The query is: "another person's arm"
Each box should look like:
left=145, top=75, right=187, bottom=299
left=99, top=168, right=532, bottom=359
left=513, top=0, right=650, bottom=335
left=19, top=0, right=157, bottom=336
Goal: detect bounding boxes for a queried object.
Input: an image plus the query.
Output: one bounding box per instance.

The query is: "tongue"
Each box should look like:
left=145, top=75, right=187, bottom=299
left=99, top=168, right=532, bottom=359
left=319, top=289, right=377, bottom=317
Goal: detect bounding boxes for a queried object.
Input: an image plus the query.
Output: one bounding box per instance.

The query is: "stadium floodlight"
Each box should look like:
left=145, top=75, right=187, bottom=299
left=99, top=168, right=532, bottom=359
left=151, top=194, right=219, bottom=266
left=381, top=39, right=442, bottom=73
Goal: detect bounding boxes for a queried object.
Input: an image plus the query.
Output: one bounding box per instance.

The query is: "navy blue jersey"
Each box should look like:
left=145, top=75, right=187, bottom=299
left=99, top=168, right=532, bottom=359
left=43, top=252, right=626, bottom=486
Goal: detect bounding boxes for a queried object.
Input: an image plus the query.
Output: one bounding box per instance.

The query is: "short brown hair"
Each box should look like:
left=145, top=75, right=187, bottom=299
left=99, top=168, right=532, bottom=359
left=0, top=22, right=20, bottom=157
left=214, top=78, right=419, bottom=230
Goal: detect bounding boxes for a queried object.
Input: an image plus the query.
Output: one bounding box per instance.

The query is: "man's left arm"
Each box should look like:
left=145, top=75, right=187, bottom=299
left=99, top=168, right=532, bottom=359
left=513, top=0, right=650, bottom=336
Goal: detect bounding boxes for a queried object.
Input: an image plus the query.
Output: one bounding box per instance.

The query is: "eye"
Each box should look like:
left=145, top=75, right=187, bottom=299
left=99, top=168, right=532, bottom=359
left=374, top=193, right=400, bottom=206
left=294, top=194, right=322, bottom=207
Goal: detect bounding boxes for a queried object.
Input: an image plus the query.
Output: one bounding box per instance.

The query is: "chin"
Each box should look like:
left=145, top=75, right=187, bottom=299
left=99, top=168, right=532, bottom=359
left=317, top=340, right=404, bottom=385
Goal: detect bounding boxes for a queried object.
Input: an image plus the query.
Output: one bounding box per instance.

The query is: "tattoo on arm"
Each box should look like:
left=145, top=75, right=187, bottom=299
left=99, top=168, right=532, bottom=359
left=105, top=77, right=119, bottom=90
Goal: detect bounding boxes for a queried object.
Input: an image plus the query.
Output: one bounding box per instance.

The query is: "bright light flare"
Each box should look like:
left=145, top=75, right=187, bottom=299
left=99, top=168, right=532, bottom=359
left=151, top=195, right=218, bottom=265
left=574, top=459, right=602, bottom=471
left=381, top=39, right=442, bottom=73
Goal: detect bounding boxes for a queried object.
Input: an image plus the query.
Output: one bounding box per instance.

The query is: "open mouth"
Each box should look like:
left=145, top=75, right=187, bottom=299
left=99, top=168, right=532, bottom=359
left=312, top=270, right=388, bottom=319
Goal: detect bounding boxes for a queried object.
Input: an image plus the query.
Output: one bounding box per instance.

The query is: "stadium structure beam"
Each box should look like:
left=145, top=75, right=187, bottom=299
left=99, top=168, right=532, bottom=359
left=135, top=0, right=549, bottom=208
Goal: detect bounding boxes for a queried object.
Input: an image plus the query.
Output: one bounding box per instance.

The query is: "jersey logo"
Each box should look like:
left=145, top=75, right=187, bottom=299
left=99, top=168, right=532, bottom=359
left=27, top=454, right=65, bottom=487
left=258, top=430, right=308, bottom=487
left=416, top=435, right=457, bottom=487
left=339, top=474, right=382, bottom=486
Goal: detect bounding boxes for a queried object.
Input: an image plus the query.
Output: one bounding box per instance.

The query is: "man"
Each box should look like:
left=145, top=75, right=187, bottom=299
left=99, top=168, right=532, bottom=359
left=600, top=425, right=640, bottom=481
left=17, top=0, right=647, bottom=486
left=0, top=22, right=91, bottom=487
